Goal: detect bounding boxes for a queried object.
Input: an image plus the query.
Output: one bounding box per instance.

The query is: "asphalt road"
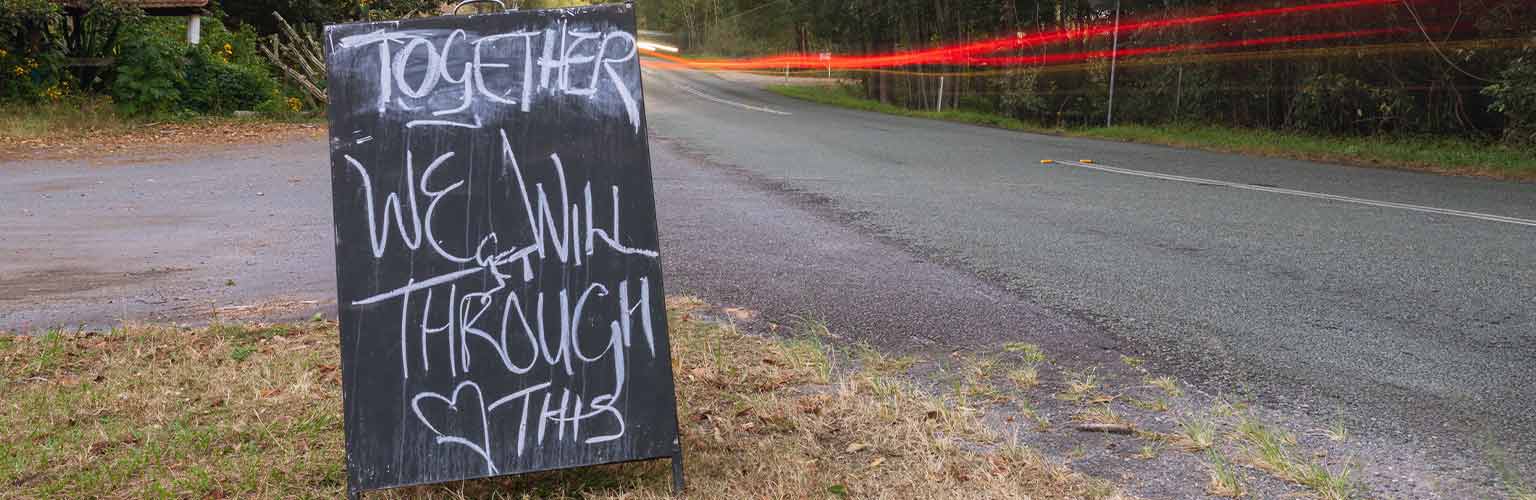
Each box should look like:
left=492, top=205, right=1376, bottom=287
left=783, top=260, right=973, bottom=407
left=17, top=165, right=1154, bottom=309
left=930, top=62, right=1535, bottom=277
left=640, top=69, right=1536, bottom=484
left=0, top=145, right=335, bottom=328
left=2, top=66, right=1532, bottom=494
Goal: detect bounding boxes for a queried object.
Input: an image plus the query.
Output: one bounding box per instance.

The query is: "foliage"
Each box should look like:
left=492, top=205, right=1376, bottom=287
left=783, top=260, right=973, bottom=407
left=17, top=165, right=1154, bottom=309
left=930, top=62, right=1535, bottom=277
left=995, top=67, right=1046, bottom=119
left=642, top=0, right=1536, bottom=142
left=1484, top=49, right=1536, bottom=146
left=181, top=47, right=276, bottom=114
left=110, top=25, right=186, bottom=116
left=1289, top=73, right=1414, bottom=136
left=0, top=0, right=67, bottom=102
left=106, top=16, right=283, bottom=117
left=218, top=0, right=354, bottom=35
left=0, top=0, right=63, bottom=54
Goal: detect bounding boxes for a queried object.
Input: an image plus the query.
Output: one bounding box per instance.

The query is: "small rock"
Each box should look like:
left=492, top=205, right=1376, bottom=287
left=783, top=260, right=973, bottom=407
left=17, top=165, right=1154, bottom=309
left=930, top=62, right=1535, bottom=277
left=233, top=110, right=257, bottom=117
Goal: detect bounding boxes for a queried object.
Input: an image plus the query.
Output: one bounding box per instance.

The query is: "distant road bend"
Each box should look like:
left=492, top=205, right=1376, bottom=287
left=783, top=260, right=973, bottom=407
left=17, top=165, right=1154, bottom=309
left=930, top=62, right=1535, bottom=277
left=640, top=66, right=1536, bottom=478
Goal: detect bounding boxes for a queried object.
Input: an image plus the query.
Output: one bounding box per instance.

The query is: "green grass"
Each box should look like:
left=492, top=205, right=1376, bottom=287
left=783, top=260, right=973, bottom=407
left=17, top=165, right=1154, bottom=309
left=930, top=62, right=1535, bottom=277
left=1232, top=415, right=1360, bottom=500
left=0, top=98, right=321, bottom=143
left=767, top=84, right=1536, bottom=181
left=0, top=98, right=133, bottom=139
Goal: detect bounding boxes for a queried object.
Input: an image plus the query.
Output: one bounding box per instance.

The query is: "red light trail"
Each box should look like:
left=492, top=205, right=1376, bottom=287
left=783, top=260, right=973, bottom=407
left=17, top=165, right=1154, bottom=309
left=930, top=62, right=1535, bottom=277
left=960, top=28, right=1410, bottom=67
left=640, top=0, right=1417, bottom=71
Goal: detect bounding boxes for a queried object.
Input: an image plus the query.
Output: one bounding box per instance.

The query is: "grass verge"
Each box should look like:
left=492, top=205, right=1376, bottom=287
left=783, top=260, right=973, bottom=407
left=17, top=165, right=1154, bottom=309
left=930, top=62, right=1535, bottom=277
left=766, top=84, right=1535, bottom=181
left=0, top=100, right=323, bottom=162
left=0, top=297, right=1121, bottom=499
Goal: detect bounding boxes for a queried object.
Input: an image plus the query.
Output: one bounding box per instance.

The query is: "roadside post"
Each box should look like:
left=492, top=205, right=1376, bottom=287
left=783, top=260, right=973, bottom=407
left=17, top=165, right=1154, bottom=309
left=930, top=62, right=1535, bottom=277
left=322, top=3, right=684, bottom=498
left=937, top=75, right=945, bottom=112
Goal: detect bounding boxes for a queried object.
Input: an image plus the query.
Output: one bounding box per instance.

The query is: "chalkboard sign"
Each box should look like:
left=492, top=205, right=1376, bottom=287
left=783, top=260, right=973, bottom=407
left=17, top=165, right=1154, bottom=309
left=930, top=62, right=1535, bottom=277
left=322, top=4, right=681, bottom=497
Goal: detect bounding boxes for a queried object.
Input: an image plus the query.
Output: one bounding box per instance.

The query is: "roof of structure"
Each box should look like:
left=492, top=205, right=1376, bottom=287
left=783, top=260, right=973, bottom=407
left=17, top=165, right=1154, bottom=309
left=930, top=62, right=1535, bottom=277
left=55, top=0, right=209, bottom=12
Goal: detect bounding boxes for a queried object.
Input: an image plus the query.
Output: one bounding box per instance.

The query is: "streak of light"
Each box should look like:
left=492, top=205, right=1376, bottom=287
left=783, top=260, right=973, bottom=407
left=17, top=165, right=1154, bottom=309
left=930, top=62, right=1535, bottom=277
left=638, top=0, right=1405, bottom=70
left=641, top=38, right=1528, bottom=79
left=961, top=28, right=1408, bottom=66
left=636, top=41, right=679, bottom=53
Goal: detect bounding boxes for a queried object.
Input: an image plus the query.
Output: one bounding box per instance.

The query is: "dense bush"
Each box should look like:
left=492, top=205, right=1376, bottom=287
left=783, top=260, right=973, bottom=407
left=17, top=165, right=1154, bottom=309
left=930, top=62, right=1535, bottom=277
left=1483, top=50, right=1536, bottom=146
left=106, top=17, right=285, bottom=117
left=0, top=0, right=67, bottom=102
left=182, top=47, right=276, bottom=113
left=110, top=25, right=186, bottom=115
left=1289, top=74, right=1415, bottom=136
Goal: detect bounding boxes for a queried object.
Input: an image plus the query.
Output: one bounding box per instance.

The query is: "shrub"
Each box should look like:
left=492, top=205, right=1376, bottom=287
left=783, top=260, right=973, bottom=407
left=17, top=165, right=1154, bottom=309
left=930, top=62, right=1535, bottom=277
left=1483, top=50, right=1536, bottom=146
left=1289, top=73, right=1414, bottom=136
left=110, top=25, right=186, bottom=116
left=994, top=68, right=1045, bottom=119
left=182, top=47, right=275, bottom=114
left=0, top=0, right=67, bottom=103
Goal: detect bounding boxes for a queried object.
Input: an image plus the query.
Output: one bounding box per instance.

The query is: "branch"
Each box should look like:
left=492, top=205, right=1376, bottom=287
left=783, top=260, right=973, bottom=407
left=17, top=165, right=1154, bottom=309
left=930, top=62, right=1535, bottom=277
left=260, top=42, right=328, bottom=104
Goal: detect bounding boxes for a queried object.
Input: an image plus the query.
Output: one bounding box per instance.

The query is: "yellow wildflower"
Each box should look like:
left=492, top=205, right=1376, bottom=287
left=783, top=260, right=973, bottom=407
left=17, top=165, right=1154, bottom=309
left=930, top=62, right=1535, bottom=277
left=221, top=43, right=234, bottom=62
left=11, top=66, right=24, bottom=77
left=42, top=85, right=63, bottom=101
left=25, top=58, right=37, bottom=68
left=287, top=97, right=302, bottom=112
left=0, top=48, right=8, bottom=58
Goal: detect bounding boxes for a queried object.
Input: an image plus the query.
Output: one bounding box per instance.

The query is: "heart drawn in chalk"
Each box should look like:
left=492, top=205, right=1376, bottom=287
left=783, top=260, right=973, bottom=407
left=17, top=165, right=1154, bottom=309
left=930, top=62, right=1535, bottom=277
left=411, top=381, right=499, bottom=474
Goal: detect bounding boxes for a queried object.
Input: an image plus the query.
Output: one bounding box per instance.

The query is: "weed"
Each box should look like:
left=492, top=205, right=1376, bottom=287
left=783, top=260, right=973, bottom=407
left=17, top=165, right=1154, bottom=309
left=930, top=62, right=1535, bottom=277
left=1323, top=420, right=1350, bottom=443
left=1176, top=418, right=1217, bottom=451
left=1057, top=368, right=1100, bottom=403
left=1018, top=401, right=1051, bottom=431
left=852, top=342, right=915, bottom=374
left=1206, top=449, right=1247, bottom=497
left=1147, top=375, right=1182, bottom=397
left=1008, top=366, right=1040, bottom=389
left=1232, top=415, right=1360, bottom=499
left=1003, top=342, right=1047, bottom=365
left=1119, top=355, right=1143, bottom=370
left=1073, top=404, right=1131, bottom=429
left=229, top=346, right=255, bottom=362
left=1128, top=397, right=1169, bottom=412
left=1295, top=463, right=1358, bottom=500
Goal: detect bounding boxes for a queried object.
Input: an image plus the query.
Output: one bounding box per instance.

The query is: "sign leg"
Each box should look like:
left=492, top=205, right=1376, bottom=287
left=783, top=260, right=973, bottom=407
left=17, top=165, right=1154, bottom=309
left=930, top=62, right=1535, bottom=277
left=670, top=452, right=686, bottom=495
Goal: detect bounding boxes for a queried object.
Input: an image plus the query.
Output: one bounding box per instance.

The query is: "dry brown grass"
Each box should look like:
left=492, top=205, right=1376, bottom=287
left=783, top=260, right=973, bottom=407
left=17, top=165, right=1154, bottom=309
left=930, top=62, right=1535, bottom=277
left=1, top=297, right=1125, bottom=499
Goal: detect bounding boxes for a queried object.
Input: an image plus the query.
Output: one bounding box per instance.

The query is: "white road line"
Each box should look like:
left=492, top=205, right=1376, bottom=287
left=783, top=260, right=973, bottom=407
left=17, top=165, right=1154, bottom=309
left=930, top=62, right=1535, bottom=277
left=669, top=80, right=792, bottom=116
left=1053, top=160, right=1536, bottom=228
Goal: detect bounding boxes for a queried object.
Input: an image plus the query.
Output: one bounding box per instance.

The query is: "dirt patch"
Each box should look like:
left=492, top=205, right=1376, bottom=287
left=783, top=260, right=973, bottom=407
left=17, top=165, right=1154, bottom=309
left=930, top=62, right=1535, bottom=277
left=212, top=298, right=333, bottom=322
left=0, top=267, right=187, bottom=301
left=0, top=120, right=326, bottom=163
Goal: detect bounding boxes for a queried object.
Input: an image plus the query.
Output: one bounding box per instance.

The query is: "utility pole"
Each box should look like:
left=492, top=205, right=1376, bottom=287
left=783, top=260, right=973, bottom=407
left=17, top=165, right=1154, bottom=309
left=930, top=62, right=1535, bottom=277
left=1106, top=0, right=1120, bottom=128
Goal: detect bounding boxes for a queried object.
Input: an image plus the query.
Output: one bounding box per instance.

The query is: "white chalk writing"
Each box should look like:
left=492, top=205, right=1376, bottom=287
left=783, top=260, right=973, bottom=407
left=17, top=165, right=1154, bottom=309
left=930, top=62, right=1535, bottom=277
left=336, top=18, right=658, bottom=474
left=335, top=22, right=640, bottom=131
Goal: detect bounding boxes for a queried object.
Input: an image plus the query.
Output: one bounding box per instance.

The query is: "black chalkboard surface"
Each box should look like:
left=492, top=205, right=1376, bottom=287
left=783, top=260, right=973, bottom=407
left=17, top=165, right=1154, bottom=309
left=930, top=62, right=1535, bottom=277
left=322, top=4, right=680, bottom=496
